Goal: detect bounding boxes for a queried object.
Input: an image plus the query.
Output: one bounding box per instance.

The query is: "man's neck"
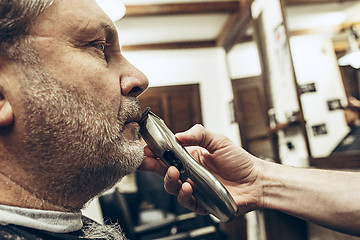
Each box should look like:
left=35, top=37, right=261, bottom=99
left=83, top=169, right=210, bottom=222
left=0, top=171, right=68, bottom=212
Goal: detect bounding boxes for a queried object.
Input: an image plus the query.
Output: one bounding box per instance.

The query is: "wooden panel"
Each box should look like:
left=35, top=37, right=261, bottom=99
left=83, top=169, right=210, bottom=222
left=139, top=84, right=203, bottom=133
left=122, top=40, right=216, bottom=52
left=125, top=1, right=240, bottom=17
left=232, top=76, right=275, bottom=159
left=235, top=86, right=268, bottom=138
left=216, top=0, right=253, bottom=52
left=285, top=0, right=359, bottom=5
left=140, top=95, right=165, bottom=118
left=248, top=138, right=274, bottom=159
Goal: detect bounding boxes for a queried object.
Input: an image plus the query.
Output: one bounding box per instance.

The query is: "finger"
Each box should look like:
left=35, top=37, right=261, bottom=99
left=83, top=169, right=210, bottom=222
left=175, top=124, right=224, bottom=153
left=138, top=156, right=167, bottom=176
left=177, top=182, right=197, bottom=212
left=144, top=145, right=157, bottom=158
left=177, top=182, right=208, bottom=215
left=164, top=166, right=181, bottom=195
left=175, top=124, right=203, bottom=146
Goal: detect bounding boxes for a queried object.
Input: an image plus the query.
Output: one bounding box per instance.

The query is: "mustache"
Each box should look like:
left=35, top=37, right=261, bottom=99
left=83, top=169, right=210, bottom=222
left=117, top=97, right=142, bottom=126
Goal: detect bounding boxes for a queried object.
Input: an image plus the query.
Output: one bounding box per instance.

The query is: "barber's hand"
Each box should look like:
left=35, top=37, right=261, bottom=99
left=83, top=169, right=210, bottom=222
left=139, top=124, right=264, bottom=216
left=138, top=144, right=168, bottom=176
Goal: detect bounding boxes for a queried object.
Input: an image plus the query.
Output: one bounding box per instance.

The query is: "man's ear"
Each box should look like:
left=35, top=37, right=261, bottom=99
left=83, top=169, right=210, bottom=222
left=0, top=94, right=14, bottom=126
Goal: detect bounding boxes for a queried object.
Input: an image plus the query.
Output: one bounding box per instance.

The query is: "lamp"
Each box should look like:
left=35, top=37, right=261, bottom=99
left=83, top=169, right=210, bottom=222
left=96, top=0, right=126, bottom=22
left=338, top=26, right=360, bottom=69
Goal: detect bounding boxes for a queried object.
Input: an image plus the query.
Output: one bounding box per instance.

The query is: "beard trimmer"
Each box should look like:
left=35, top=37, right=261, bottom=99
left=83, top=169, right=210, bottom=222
left=138, top=107, right=238, bottom=222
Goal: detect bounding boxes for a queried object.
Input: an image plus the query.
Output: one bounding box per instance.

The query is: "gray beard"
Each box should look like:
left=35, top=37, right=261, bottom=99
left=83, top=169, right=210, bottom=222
left=81, top=222, right=126, bottom=240
left=13, top=54, right=144, bottom=210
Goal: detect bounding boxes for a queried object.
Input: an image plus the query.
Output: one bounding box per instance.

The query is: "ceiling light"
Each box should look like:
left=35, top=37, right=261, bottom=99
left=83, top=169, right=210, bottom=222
left=96, top=0, right=126, bottom=22
left=338, top=28, right=360, bottom=69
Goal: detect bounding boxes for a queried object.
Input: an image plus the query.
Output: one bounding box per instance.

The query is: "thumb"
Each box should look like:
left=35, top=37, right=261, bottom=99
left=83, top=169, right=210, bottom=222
left=175, top=124, right=221, bottom=153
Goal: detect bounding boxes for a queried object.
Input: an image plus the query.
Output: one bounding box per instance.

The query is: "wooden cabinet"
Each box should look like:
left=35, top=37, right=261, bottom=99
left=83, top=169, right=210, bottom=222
left=232, top=76, right=308, bottom=240
left=232, top=76, right=277, bottom=161
left=138, top=84, right=203, bottom=133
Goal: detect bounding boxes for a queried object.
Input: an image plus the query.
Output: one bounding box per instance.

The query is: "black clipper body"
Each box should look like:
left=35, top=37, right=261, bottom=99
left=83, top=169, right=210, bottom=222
left=138, top=108, right=238, bottom=222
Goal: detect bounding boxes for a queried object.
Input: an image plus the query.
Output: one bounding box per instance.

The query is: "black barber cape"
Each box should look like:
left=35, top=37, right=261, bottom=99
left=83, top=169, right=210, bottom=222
left=331, top=126, right=360, bottom=153
left=0, top=217, right=96, bottom=240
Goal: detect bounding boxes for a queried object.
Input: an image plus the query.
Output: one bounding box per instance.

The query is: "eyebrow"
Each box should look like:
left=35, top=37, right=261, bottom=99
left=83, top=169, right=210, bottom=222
left=70, top=21, right=118, bottom=43
left=100, top=22, right=118, bottom=40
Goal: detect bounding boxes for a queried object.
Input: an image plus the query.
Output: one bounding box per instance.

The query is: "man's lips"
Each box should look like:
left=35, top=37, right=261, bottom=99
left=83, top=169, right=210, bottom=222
left=125, top=113, right=141, bottom=125
left=123, top=112, right=142, bottom=132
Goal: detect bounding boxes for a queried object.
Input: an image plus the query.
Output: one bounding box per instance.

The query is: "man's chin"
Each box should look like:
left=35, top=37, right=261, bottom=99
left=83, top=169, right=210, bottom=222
left=116, top=140, right=144, bottom=174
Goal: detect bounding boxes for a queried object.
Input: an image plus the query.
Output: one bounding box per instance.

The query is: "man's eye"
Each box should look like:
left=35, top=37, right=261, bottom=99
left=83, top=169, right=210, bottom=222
left=88, top=41, right=110, bottom=57
left=97, top=43, right=106, bottom=52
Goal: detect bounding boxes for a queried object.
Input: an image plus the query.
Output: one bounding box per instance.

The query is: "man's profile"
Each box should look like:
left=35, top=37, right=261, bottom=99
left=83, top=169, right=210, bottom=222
left=0, top=0, right=148, bottom=239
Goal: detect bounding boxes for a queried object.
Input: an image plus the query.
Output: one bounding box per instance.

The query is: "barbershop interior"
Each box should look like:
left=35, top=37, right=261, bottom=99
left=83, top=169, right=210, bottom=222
left=84, top=0, right=360, bottom=239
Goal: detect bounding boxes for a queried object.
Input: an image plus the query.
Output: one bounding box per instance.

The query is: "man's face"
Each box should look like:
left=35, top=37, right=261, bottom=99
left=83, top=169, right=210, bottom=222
left=9, top=0, right=148, bottom=210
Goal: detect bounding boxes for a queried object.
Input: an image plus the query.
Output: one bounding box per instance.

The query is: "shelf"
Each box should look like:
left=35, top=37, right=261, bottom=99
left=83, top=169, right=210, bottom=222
left=268, top=120, right=301, bottom=133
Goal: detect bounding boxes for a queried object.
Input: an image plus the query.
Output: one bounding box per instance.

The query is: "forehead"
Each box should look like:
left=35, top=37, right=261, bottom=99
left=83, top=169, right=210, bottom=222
left=32, top=0, right=116, bottom=39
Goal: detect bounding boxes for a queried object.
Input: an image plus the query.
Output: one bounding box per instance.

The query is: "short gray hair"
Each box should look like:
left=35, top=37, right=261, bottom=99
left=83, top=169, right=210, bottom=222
left=0, top=0, right=57, bottom=59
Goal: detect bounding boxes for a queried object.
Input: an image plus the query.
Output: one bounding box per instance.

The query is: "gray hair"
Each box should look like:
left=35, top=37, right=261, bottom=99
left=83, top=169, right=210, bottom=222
left=0, top=0, right=57, bottom=59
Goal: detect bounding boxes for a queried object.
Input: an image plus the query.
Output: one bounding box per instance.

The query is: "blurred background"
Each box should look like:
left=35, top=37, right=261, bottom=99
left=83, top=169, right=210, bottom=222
left=86, top=1, right=360, bottom=239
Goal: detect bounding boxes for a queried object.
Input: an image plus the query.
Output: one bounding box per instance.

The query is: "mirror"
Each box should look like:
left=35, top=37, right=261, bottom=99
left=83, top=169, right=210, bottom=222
left=287, top=3, right=360, bottom=160
left=278, top=1, right=360, bottom=167
left=228, top=0, right=360, bottom=168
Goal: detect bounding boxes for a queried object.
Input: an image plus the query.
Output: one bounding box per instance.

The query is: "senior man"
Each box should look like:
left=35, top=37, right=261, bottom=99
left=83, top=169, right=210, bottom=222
left=0, top=0, right=148, bottom=239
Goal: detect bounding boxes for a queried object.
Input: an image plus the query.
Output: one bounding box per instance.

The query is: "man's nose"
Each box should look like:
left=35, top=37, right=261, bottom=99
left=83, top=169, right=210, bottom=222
left=120, top=59, right=149, bottom=97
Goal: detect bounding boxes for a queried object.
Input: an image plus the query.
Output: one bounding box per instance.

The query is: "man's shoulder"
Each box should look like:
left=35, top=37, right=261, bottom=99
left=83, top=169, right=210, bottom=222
left=0, top=216, right=98, bottom=240
left=0, top=223, right=51, bottom=240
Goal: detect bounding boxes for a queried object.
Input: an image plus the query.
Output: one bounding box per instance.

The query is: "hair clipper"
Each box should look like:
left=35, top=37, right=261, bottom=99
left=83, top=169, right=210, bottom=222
left=138, top=107, right=238, bottom=222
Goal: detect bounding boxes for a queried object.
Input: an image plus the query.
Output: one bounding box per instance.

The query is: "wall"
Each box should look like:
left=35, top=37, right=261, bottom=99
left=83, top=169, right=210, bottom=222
left=227, top=42, right=261, bottom=78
